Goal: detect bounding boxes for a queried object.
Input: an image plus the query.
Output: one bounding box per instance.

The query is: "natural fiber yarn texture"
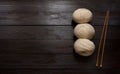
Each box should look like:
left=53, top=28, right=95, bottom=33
left=74, top=39, right=95, bottom=56
left=74, top=23, right=95, bottom=39
left=73, top=8, right=93, bottom=23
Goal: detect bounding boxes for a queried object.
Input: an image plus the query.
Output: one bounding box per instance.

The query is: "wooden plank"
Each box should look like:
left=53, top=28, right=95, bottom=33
left=0, top=69, right=119, bottom=74
left=0, top=40, right=74, bottom=54
left=0, top=53, right=119, bottom=69
left=0, top=26, right=119, bottom=39
left=0, top=39, right=119, bottom=69
left=0, top=39, right=119, bottom=54
left=0, top=26, right=73, bottom=40
left=0, top=0, right=119, bottom=25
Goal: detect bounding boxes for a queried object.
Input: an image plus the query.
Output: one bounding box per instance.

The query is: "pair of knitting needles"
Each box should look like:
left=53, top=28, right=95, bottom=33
left=96, top=10, right=110, bottom=68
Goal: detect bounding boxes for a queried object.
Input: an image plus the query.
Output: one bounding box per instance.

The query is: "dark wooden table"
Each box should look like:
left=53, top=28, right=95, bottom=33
left=0, top=0, right=120, bottom=74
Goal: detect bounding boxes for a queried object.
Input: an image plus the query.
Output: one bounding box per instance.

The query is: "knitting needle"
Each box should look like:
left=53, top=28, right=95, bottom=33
left=96, top=10, right=109, bottom=67
left=100, top=10, right=110, bottom=67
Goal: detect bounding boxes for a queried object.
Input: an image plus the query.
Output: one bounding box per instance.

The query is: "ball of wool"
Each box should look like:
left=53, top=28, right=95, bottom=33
left=74, top=23, right=95, bottom=39
left=74, top=39, right=95, bottom=56
left=73, top=8, right=93, bottom=23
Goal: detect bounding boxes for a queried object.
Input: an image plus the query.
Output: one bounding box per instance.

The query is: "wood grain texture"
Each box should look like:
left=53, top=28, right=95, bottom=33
left=0, top=26, right=119, bottom=39
left=0, top=39, right=119, bottom=69
left=0, top=0, right=119, bottom=25
left=0, top=0, right=120, bottom=74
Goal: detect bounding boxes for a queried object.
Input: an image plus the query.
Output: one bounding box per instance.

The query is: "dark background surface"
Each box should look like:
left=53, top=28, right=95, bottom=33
left=0, top=0, right=120, bottom=74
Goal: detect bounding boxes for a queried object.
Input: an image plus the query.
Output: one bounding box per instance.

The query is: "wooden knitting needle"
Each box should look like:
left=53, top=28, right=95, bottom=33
left=96, top=10, right=108, bottom=67
left=96, top=10, right=110, bottom=67
left=100, top=10, right=110, bottom=67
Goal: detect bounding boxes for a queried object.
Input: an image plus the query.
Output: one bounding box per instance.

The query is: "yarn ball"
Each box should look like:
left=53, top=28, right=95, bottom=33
left=74, top=23, right=95, bottom=39
left=73, top=8, right=93, bottom=23
left=74, top=39, right=95, bottom=56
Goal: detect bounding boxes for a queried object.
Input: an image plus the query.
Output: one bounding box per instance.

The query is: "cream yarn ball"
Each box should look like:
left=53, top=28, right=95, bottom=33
left=74, top=23, right=95, bottom=39
left=74, top=39, right=95, bottom=56
left=73, top=8, right=93, bottom=23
